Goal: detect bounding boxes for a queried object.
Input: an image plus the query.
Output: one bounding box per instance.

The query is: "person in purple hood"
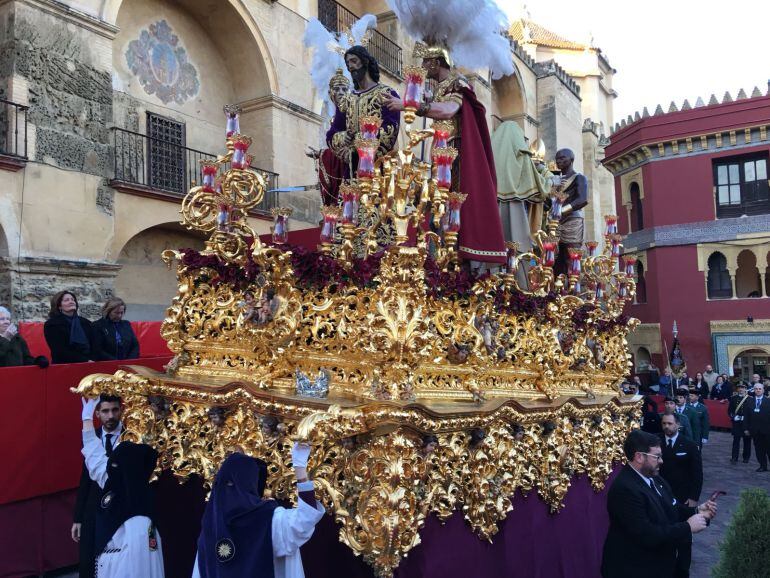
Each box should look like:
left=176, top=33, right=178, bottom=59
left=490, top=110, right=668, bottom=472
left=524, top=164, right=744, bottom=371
left=192, top=443, right=324, bottom=578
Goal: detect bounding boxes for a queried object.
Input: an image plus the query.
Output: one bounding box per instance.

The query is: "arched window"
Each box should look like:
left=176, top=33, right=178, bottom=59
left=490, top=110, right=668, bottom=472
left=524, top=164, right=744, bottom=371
left=735, top=249, right=762, bottom=298
left=635, top=261, right=647, bottom=304
left=635, top=347, right=651, bottom=372
left=629, top=182, right=644, bottom=232
left=707, top=252, right=732, bottom=299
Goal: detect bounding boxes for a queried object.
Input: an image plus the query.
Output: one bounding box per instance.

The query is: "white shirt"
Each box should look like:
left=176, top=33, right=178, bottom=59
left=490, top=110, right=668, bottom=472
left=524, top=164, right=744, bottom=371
left=665, top=432, right=679, bottom=448
left=101, top=423, right=122, bottom=451
left=630, top=465, right=660, bottom=496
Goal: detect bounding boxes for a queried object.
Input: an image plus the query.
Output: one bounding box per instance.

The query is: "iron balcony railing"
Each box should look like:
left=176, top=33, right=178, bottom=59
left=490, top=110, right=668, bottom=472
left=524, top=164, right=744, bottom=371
left=0, top=98, right=29, bottom=158
left=111, top=127, right=279, bottom=213
left=318, top=0, right=403, bottom=77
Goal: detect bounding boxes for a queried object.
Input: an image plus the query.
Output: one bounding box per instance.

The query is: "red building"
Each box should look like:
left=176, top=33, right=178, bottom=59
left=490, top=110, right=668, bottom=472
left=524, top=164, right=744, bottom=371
left=603, top=90, right=770, bottom=381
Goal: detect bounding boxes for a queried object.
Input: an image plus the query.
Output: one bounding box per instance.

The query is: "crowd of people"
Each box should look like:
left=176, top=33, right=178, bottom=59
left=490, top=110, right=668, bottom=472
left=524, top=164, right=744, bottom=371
left=0, top=290, right=140, bottom=367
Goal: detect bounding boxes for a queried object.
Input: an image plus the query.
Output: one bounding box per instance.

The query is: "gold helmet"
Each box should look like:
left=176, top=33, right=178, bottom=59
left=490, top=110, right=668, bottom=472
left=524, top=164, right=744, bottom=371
left=413, top=41, right=453, bottom=67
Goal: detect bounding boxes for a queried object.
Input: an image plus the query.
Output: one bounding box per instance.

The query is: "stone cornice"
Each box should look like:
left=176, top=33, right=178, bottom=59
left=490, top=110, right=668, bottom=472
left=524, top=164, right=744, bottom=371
left=604, top=123, right=770, bottom=176
left=239, top=94, right=323, bottom=125
left=622, top=215, right=770, bottom=253
left=710, top=319, right=770, bottom=333
left=10, top=256, right=123, bottom=276
left=4, top=0, right=119, bottom=39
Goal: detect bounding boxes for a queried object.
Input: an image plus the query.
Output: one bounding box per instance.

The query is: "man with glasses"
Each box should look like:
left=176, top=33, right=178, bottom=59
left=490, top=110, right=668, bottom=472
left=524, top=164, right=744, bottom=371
left=601, top=430, right=717, bottom=577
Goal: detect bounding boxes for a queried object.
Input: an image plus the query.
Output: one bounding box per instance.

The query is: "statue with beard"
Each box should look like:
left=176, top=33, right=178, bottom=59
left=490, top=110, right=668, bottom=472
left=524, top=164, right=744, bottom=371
left=326, top=45, right=400, bottom=178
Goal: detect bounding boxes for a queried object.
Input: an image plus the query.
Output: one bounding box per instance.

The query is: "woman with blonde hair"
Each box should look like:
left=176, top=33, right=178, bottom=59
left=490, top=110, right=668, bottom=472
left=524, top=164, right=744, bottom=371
left=92, top=297, right=140, bottom=361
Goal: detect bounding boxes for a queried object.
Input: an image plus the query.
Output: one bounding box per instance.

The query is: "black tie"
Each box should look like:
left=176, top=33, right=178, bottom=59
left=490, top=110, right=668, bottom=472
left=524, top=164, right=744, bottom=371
left=105, top=433, right=114, bottom=456
left=649, top=479, right=659, bottom=495
left=667, top=439, right=673, bottom=449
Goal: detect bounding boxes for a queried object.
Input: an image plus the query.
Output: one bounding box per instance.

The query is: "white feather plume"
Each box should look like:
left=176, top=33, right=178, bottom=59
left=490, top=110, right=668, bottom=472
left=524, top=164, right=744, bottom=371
left=303, top=18, right=349, bottom=118
left=349, top=14, right=378, bottom=48
left=386, top=0, right=514, bottom=79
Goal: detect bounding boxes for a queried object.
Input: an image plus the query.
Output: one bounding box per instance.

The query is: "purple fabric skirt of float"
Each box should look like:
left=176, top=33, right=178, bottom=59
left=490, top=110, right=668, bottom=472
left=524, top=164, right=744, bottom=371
left=155, top=469, right=618, bottom=578
left=302, top=470, right=618, bottom=578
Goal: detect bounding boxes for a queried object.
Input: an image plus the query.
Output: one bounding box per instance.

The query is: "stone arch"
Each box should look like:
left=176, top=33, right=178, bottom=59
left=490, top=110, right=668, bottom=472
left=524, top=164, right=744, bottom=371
left=706, top=251, right=732, bottom=299
left=735, top=249, right=761, bottom=298
left=635, top=346, right=651, bottom=372
left=102, top=0, right=278, bottom=96
left=730, top=347, right=770, bottom=380
left=113, top=222, right=207, bottom=320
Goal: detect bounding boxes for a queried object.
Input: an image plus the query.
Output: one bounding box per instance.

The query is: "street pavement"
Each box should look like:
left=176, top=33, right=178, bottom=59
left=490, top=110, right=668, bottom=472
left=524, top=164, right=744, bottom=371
left=690, top=430, right=770, bottom=577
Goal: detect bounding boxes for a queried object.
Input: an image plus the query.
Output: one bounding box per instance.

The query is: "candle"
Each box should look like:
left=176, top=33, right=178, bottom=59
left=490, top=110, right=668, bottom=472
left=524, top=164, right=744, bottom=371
left=403, top=65, right=426, bottom=110
left=224, top=104, right=241, bottom=138
left=624, top=256, right=636, bottom=277
left=216, top=203, right=230, bottom=231
left=200, top=160, right=218, bottom=193
left=432, top=147, right=458, bottom=190
left=271, top=207, right=292, bottom=245
left=355, top=137, right=378, bottom=180
left=359, top=116, right=382, bottom=141
left=542, top=238, right=558, bottom=267
left=231, top=135, right=252, bottom=170
left=585, top=241, right=598, bottom=258
left=340, top=184, right=360, bottom=225
left=432, top=121, right=453, bottom=149
left=319, top=206, right=340, bottom=244
left=604, top=215, right=618, bottom=236
left=446, top=192, right=467, bottom=233
left=568, top=248, right=583, bottom=276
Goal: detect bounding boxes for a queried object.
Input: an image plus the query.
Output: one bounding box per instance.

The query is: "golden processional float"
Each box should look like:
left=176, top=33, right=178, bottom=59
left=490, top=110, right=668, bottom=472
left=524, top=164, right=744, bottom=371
left=75, top=87, right=640, bottom=576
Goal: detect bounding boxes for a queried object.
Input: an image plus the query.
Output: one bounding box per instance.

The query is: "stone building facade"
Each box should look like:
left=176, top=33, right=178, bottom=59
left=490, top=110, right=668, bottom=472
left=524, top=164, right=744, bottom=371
left=604, top=89, right=770, bottom=380
left=0, top=0, right=618, bottom=321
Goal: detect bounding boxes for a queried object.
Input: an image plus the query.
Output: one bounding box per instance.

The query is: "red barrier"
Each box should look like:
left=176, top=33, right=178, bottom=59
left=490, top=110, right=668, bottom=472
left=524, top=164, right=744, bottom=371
left=17, top=320, right=172, bottom=360
left=0, top=357, right=171, bottom=506
left=649, top=395, right=732, bottom=429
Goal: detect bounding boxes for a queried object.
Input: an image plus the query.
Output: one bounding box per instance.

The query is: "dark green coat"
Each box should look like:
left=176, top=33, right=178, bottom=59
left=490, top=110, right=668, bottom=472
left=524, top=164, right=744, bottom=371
left=686, top=402, right=710, bottom=443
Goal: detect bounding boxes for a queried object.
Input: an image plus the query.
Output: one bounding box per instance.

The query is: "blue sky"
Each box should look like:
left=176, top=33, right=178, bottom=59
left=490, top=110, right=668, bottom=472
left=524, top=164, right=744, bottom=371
left=501, top=0, right=770, bottom=123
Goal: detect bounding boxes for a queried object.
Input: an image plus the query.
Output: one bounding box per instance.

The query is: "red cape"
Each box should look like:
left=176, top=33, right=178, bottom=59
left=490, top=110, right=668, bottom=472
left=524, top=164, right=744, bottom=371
left=320, top=148, right=344, bottom=206
left=457, top=87, right=507, bottom=264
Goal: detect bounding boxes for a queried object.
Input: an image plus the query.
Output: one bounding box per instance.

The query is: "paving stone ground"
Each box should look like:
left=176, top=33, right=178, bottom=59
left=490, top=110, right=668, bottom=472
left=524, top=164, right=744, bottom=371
left=689, top=430, right=770, bottom=577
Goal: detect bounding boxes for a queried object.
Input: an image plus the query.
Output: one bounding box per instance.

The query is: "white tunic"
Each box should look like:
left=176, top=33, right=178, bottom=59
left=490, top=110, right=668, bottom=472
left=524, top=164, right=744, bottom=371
left=191, top=485, right=325, bottom=578
left=82, top=429, right=165, bottom=578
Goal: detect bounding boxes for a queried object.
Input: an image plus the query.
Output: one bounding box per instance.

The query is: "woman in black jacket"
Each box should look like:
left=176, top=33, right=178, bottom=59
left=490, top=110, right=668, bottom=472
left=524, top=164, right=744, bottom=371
left=0, top=306, right=49, bottom=367
left=43, top=291, right=95, bottom=364
left=92, top=297, right=140, bottom=361
left=709, top=374, right=732, bottom=400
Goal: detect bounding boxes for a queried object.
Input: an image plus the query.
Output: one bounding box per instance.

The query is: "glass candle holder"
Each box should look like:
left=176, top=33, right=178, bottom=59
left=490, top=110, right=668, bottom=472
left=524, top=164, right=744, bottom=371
left=604, top=215, right=618, bottom=236
left=355, top=137, right=378, bottom=179
left=585, top=241, right=598, bottom=258
left=432, top=147, right=458, bottom=190
left=359, top=116, right=382, bottom=141
left=568, top=248, right=583, bottom=276
left=595, top=282, right=605, bottom=300
left=506, top=242, right=520, bottom=274
left=610, top=234, right=621, bottom=258
left=271, top=207, right=293, bottom=245
left=200, top=160, right=218, bottom=193
left=231, top=135, right=252, bottom=170
left=224, top=104, right=241, bottom=138
left=542, top=238, right=558, bottom=267
left=403, top=65, right=426, bottom=110
left=319, top=206, right=341, bottom=244
left=216, top=203, right=230, bottom=231
left=432, top=120, right=453, bottom=149
left=446, top=192, right=467, bottom=233
left=618, top=281, right=628, bottom=299
left=624, top=256, right=636, bottom=277
left=340, top=184, right=360, bottom=225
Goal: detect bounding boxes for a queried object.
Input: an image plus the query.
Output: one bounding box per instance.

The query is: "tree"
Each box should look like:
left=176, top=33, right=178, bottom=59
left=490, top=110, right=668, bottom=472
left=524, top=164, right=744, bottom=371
left=712, top=488, right=770, bottom=577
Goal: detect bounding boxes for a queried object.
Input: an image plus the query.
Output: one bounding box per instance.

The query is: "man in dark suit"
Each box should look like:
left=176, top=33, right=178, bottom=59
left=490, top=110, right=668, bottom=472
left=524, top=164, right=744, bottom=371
left=728, top=382, right=752, bottom=463
left=744, top=382, right=770, bottom=472
left=659, top=414, right=703, bottom=506
left=71, top=394, right=123, bottom=578
left=601, top=430, right=716, bottom=578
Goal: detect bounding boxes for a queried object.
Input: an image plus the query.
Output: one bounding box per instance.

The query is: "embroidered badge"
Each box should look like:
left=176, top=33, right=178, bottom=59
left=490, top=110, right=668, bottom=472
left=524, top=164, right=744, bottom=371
left=148, top=524, right=158, bottom=551
left=215, top=538, right=235, bottom=563
left=100, top=491, right=114, bottom=509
